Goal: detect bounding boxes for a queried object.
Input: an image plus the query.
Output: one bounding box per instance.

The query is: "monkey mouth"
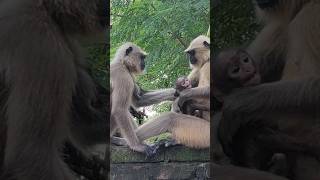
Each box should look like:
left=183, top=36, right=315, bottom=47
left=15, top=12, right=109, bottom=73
left=244, top=73, right=261, bottom=86
left=189, top=56, right=198, bottom=64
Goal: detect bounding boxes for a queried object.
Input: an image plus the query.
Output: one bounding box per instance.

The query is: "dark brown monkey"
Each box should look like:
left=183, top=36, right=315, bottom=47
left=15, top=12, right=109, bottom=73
left=174, top=76, right=192, bottom=96
left=177, top=35, right=210, bottom=120
left=135, top=35, right=210, bottom=149
left=212, top=48, right=261, bottom=154
left=213, top=48, right=261, bottom=95
left=218, top=0, right=320, bottom=179
left=171, top=76, right=203, bottom=117
left=171, top=76, right=191, bottom=113
left=212, top=49, right=290, bottom=176
left=110, top=42, right=176, bottom=155
left=0, top=0, right=107, bottom=179
left=0, top=71, right=109, bottom=176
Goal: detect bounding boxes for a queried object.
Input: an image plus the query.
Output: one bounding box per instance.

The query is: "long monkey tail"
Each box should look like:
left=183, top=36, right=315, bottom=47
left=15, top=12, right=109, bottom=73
left=136, top=112, right=210, bottom=148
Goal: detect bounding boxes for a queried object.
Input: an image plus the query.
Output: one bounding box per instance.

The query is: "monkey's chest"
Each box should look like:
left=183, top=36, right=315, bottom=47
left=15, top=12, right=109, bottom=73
left=266, top=112, right=320, bottom=140
left=282, top=58, right=320, bottom=80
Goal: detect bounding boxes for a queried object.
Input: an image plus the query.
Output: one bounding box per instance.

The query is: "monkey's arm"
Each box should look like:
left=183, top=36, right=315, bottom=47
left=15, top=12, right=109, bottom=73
left=218, top=77, right=320, bottom=156
left=247, top=17, right=287, bottom=83
left=188, top=69, right=200, bottom=87
left=177, top=86, right=210, bottom=107
left=134, top=88, right=176, bottom=107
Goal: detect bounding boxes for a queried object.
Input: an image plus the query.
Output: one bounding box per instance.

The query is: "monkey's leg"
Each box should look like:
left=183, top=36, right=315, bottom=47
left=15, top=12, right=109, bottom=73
left=111, top=136, right=127, bottom=146
left=113, top=111, right=148, bottom=153
left=110, top=115, right=118, bottom=136
left=110, top=115, right=128, bottom=146
left=136, top=112, right=210, bottom=148
left=2, top=56, right=77, bottom=180
left=110, top=112, right=137, bottom=146
left=171, top=98, right=182, bottom=113
left=129, top=114, right=139, bottom=130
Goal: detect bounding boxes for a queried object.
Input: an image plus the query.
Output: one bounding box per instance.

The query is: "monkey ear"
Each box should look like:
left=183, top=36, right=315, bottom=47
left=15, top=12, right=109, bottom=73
left=125, top=47, right=133, bottom=56
left=203, top=41, right=210, bottom=48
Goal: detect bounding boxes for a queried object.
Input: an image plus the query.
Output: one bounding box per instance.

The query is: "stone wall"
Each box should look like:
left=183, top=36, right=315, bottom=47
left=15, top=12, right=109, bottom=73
left=110, top=146, right=210, bottom=180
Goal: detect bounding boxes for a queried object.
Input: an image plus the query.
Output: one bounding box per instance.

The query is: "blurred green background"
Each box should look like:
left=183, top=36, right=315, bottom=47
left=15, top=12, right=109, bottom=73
left=212, top=0, right=260, bottom=52
left=110, top=0, right=210, bottom=89
left=106, top=0, right=260, bottom=113
left=110, top=0, right=210, bottom=113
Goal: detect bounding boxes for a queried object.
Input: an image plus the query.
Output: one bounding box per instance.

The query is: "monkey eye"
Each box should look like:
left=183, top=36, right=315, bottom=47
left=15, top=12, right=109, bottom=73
left=187, top=50, right=195, bottom=55
left=243, top=57, right=249, bottom=63
left=141, top=54, right=146, bottom=60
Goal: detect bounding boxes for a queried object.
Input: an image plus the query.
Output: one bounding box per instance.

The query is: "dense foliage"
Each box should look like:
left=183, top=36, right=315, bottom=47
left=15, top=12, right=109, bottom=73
left=111, top=0, right=210, bottom=90
left=86, top=43, right=107, bottom=88
left=212, top=0, right=260, bottom=53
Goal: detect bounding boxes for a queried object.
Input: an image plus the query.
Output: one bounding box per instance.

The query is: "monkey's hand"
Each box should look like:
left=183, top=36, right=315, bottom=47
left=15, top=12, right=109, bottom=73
left=178, top=86, right=209, bottom=108
left=177, top=88, right=194, bottom=107
left=219, top=78, right=320, bottom=157
left=145, top=139, right=181, bottom=159
left=218, top=85, right=271, bottom=157
left=138, top=111, right=148, bottom=118
left=111, top=136, right=128, bottom=146
left=130, top=144, right=159, bottom=158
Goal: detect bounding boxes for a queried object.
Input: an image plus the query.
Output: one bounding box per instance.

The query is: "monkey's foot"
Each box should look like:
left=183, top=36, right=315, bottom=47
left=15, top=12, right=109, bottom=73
left=144, top=139, right=182, bottom=159
left=145, top=145, right=160, bottom=158
left=155, top=139, right=182, bottom=148
left=111, top=136, right=128, bottom=146
left=163, top=139, right=181, bottom=147
left=128, top=144, right=159, bottom=158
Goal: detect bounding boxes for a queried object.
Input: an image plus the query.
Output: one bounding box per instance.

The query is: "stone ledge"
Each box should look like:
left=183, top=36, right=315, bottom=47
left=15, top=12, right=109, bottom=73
left=111, top=145, right=210, bottom=163
left=111, top=162, right=210, bottom=180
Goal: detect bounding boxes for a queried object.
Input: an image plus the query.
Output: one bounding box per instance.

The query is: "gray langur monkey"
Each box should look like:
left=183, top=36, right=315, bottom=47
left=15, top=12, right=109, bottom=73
left=110, top=42, right=176, bottom=155
left=0, top=0, right=107, bottom=179
left=178, top=35, right=210, bottom=120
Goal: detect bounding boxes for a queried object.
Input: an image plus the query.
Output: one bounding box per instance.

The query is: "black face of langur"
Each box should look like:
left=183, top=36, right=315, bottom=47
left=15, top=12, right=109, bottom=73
left=123, top=46, right=147, bottom=74
left=185, top=36, right=210, bottom=66
left=213, top=49, right=261, bottom=94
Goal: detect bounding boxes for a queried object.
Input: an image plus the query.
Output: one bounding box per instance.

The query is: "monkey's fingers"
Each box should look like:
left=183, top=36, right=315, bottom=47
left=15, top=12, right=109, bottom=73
left=137, top=111, right=147, bottom=117
left=177, top=89, right=192, bottom=107
left=164, top=139, right=181, bottom=147
left=144, top=139, right=172, bottom=158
